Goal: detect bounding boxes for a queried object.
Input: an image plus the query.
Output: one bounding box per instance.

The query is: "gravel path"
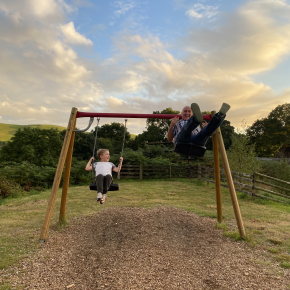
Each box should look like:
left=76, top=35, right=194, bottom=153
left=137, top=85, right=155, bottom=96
left=2, top=206, right=290, bottom=289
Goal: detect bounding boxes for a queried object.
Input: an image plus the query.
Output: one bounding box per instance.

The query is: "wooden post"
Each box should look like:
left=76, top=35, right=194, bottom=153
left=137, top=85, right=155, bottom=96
left=59, top=119, right=76, bottom=224
left=216, top=127, right=246, bottom=239
left=139, top=164, right=143, bottom=180
left=252, top=172, right=257, bottom=197
left=40, top=107, right=78, bottom=242
left=211, top=111, right=222, bottom=223
left=197, top=165, right=201, bottom=181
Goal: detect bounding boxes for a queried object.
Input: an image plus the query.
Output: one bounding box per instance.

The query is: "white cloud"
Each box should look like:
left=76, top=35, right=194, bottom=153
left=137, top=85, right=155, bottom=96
left=29, top=0, right=60, bottom=18
left=186, top=10, right=203, bottom=19
left=1, top=0, right=290, bottom=134
left=186, top=4, right=219, bottom=19
left=60, top=22, right=93, bottom=46
left=113, top=1, right=135, bottom=17
left=110, top=0, right=136, bottom=25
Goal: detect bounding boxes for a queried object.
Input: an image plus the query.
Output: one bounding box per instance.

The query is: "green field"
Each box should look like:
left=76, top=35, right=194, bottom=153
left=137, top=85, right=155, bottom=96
left=1, top=178, right=290, bottom=275
left=0, top=123, right=66, bottom=142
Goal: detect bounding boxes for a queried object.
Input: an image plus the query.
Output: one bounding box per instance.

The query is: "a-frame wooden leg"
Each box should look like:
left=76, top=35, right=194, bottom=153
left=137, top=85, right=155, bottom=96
left=40, top=107, right=78, bottom=242
left=59, top=119, right=76, bottom=224
left=211, top=111, right=222, bottom=223
left=216, top=127, right=246, bottom=239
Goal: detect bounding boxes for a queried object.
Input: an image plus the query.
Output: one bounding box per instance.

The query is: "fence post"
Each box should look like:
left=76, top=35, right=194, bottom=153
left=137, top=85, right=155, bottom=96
left=139, top=164, right=143, bottom=180
left=198, top=165, right=201, bottom=181
left=252, top=172, right=257, bottom=197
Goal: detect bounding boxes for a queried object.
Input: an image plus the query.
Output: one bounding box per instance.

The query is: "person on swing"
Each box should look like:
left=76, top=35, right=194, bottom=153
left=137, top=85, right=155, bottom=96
left=167, top=103, right=230, bottom=148
left=85, top=149, right=123, bottom=204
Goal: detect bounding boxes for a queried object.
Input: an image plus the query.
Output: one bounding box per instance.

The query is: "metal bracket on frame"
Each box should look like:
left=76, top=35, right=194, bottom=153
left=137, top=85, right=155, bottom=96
left=73, top=117, right=94, bottom=132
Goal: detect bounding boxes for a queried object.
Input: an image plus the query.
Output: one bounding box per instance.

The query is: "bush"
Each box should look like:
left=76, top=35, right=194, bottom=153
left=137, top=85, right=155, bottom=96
left=111, top=148, right=147, bottom=165
left=0, top=178, right=23, bottom=199
left=0, top=159, right=93, bottom=198
left=70, top=160, right=91, bottom=185
left=0, top=161, right=56, bottom=189
left=227, top=133, right=260, bottom=174
left=260, top=160, right=290, bottom=182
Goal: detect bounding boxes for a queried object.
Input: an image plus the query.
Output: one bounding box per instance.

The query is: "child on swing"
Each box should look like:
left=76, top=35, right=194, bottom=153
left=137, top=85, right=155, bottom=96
left=85, top=149, right=123, bottom=204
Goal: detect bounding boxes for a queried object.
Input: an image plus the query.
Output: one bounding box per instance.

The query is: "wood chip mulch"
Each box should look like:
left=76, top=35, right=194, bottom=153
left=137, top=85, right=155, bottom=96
left=1, top=206, right=290, bottom=289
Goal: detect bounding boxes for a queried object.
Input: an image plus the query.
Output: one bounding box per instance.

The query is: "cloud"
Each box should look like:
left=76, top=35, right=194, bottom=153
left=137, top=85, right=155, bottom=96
left=113, top=1, right=135, bottom=17
left=109, top=0, right=136, bottom=26
left=184, top=0, right=290, bottom=76
left=1, top=0, right=290, bottom=134
left=60, top=22, right=93, bottom=45
left=185, top=4, right=219, bottom=19
left=98, top=0, right=290, bottom=129
left=0, top=0, right=74, bottom=24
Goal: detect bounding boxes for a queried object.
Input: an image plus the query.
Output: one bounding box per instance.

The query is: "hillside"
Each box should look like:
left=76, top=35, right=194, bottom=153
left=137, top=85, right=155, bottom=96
left=0, top=123, right=66, bottom=142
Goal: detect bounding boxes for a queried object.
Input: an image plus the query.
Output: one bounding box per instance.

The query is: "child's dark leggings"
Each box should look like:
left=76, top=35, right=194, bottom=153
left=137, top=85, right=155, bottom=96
left=95, top=174, right=112, bottom=194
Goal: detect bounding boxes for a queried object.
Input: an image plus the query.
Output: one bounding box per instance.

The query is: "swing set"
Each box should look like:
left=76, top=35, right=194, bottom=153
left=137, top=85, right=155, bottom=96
left=87, top=118, right=128, bottom=192
left=39, top=107, right=246, bottom=242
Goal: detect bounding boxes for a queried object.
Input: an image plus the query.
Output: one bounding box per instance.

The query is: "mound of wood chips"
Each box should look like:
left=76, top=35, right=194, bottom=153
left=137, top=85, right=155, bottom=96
left=2, top=206, right=290, bottom=289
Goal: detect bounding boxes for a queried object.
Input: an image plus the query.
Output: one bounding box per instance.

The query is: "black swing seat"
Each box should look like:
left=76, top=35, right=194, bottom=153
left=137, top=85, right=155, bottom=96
left=90, top=183, right=119, bottom=191
left=174, top=142, right=206, bottom=157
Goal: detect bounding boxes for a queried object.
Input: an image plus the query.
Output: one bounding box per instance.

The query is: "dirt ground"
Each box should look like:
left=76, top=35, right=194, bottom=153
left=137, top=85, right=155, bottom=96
left=2, top=206, right=290, bottom=289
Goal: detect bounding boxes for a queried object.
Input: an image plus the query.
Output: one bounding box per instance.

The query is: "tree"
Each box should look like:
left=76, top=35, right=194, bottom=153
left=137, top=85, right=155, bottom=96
left=98, top=137, right=114, bottom=155
left=227, top=132, right=260, bottom=174
left=247, top=103, right=290, bottom=157
left=146, top=108, right=180, bottom=140
left=0, top=127, right=63, bottom=166
left=97, top=122, right=131, bottom=154
left=136, top=108, right=180, bottom=147
left=64, top=130, right=95, bottom=161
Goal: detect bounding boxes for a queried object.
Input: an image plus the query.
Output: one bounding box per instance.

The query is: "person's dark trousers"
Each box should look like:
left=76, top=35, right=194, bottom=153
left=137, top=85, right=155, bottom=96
left=176, top=113, right=225, bottom=146
left=95, top=174, right=112, bottom=194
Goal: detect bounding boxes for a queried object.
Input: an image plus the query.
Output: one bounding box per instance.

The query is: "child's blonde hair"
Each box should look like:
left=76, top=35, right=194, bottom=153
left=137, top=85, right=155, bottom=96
left=97, top=149, right=109, bottom=159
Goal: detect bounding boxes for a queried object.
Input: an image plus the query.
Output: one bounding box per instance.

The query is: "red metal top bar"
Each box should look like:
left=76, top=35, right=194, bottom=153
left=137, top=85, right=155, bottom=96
left=76, top=111, right=212, bottom=121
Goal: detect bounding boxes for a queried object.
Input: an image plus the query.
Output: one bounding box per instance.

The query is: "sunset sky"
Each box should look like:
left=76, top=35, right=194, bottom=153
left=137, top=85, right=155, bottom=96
left=0, top=0, right=290, bottom=134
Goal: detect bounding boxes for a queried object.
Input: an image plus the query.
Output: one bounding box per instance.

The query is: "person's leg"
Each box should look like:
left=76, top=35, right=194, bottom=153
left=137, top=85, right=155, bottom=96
left=190, top=103, right=230, bottom=146
left=100, top=174, right=112, bottom=204
left=176, top=115, right=200, bottom=143
left=95, top=174, right=104, bottom=201
left=102, top=174, right=112, bottom=195
left=190, top=113, right=225, bottom=146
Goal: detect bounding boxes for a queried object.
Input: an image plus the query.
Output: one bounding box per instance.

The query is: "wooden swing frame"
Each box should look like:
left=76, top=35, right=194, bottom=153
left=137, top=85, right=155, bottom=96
left=39, top=107, right=246, bottom=242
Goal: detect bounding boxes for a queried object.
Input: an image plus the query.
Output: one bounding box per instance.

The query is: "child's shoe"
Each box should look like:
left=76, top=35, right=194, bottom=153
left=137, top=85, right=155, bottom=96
left=100, top=194, right=106, bottom=204
left=97, top=192, right=103, bottom=201
left=191, top=103, right=203, bottom=123
left=219, top=103, right=231, bottom=116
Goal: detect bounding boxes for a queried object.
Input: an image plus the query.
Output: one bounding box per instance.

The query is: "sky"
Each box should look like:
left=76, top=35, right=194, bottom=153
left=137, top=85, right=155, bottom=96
left=0, top=0, right=290, bottom=134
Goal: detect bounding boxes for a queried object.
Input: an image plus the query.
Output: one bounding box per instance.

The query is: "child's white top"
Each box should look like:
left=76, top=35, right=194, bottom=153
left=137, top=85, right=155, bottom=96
left=92, top=162, right=116, bottom=176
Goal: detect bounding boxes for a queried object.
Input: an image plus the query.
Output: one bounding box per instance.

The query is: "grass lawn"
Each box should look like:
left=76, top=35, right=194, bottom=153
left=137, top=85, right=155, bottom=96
left=1, top=178, right=290, bottom=274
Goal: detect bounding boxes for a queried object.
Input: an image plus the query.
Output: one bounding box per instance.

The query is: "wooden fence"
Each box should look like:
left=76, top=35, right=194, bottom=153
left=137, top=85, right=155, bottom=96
left=117, top=164, right=198, bottom=180
left=116, top=164, right=290, bottom=203
left=199, top=166, right=290, bottom=203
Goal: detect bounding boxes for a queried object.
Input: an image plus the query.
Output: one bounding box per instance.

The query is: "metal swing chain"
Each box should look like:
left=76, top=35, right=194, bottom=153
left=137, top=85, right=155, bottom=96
left=91, top=117, right=100, bottom=181
left=117, top=119, right=127, bottom=181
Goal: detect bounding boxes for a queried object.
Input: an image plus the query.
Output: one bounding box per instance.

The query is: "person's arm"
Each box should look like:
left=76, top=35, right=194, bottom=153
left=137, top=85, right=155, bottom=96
left=85, top=157, right=94, bottom=171
left=113, top=157, right=123, bottom=172
left=167, top=117, right=179, bottom=142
